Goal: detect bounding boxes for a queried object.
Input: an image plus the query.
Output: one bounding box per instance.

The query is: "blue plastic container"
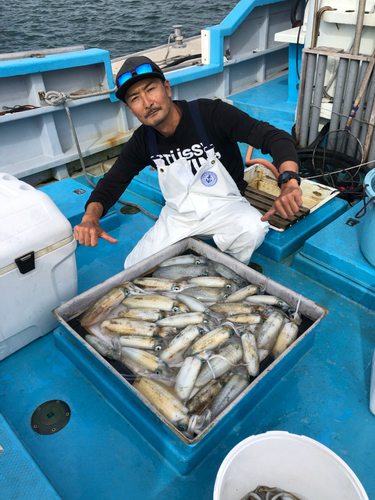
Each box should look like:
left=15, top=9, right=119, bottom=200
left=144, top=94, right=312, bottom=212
left=360, top=169, right=375, bottom=267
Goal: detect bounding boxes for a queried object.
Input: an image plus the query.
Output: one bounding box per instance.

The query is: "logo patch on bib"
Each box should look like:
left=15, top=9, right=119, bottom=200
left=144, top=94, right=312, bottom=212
left=201, top=171, right=218, bottom=187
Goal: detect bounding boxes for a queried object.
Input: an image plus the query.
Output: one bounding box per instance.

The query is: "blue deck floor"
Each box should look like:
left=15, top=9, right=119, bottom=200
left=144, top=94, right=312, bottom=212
left=1, top=184, right=375, bottom=499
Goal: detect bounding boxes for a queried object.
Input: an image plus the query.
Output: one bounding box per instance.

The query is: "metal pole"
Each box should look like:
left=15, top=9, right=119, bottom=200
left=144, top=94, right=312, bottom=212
left=295, top=51, right=308, bottom=145
left=327, top=58, right=348, bottom=150
left=310, top=0, right=321, bottom=49
left=308, top=54, right=327, bottom=145
left=358, top=68, right=375, bottom=157
left=347, top=61, right=368, bottom=157
left=352, top=0, right=366, bottom=56
left=336, top=59, right=360, bottom=152
left=345, top=49, right=375, bottom=156
left=299, top=53, right=317, bottom=147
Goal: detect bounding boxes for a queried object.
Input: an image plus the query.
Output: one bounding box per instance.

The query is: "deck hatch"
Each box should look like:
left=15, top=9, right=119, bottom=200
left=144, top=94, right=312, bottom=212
left=120, top=206, right=141, bottom=215
left=31, top=400, right=71, bottom=435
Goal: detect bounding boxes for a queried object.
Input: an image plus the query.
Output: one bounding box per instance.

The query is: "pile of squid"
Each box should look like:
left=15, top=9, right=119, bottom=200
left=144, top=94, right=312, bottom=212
left=80, top=253, right=303, bottom=438
left=241, top=485, right=305, bottom=500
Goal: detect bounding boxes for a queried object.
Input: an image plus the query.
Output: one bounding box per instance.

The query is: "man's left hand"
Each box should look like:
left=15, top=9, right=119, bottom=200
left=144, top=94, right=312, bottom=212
left=261, top=179, right=303, bottom=221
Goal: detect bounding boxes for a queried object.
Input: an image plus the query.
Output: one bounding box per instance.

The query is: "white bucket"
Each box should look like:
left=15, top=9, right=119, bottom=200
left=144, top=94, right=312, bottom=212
left=213, top=431, right=369, bottom=500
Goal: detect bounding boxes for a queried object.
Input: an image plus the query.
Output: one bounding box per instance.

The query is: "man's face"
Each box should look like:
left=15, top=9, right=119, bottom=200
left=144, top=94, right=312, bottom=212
left=125, top=78, right=173, bottom=128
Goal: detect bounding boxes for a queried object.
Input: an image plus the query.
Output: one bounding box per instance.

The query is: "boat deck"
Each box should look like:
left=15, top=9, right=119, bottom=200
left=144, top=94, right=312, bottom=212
left=1, top=62, right=375, bottom=498
left=2, top=0, right=375, bottom=494
left=1, top=170, right=375, bottom=499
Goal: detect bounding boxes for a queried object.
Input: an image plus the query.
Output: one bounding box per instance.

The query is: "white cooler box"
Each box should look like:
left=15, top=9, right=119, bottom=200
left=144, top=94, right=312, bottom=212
left=0, top=173, right=78, bottom=360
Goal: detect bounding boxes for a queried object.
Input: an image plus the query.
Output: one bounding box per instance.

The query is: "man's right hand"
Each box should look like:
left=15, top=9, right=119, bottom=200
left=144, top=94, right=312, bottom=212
left=74, top=202, right=118, bottom=247
left=74, top=220, right=118, bottom=247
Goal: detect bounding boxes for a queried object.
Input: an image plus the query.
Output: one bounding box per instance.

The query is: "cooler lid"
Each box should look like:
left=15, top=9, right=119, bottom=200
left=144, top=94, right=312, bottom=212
left=0, top=174, right=74, bottom=269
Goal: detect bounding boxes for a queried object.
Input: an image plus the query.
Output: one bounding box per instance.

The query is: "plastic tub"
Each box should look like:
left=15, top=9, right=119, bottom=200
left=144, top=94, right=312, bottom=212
left=54, top=238, right=327, bottom=474
left=213, top=431, right=369, bottom=500
left=360, top=169, right=375, bottom=268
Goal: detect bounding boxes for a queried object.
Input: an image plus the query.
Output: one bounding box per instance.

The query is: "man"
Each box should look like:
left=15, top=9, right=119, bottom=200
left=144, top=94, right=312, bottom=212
left=74, top=56, right=302, bottom=268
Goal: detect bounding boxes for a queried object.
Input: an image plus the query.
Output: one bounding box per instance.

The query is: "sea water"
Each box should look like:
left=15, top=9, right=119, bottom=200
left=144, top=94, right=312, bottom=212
left=1, top=0, right=238, bottom=58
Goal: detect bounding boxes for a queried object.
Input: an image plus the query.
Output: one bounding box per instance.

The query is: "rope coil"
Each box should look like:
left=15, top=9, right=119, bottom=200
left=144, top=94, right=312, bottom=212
left=44, top=91, right=70, bottom=106
left=44, top=88, right=117, bottom=106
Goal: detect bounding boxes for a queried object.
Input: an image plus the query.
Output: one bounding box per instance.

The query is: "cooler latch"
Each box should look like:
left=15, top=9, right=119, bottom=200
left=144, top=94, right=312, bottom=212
left=15, top=251, right=35, bottom=274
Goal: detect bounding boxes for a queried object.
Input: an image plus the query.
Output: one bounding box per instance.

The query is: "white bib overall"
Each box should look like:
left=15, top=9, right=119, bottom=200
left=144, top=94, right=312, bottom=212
left=125, top=101, right=269, bottom=268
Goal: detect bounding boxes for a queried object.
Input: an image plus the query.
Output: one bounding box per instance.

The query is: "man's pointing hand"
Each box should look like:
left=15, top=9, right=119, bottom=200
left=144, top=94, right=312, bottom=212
left=261, top=180, right=303, bottom=222
left=74, top=220, right=118, bottom=247
left=74, top=201, right=118, bottom=247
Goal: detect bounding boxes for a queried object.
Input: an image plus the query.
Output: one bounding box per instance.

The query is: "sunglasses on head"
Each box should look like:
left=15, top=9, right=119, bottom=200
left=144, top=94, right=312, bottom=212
left=117, top=63, right=154, bottom=87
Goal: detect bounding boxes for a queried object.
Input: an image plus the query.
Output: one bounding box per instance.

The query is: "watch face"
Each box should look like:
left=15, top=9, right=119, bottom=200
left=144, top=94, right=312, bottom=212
left=279, top=172, right=290, bottom=182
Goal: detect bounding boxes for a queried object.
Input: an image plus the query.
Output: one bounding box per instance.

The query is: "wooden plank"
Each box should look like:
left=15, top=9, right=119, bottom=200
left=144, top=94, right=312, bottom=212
left=303, top=47, right=372, bottom=62
left=243, top=186, right=312, bottom=230
left=269, top=219, right=292, bottom=229
left=245, top=186, right=310, bottom=215
left=245, top=192, right=274, bottom=207
left=248, top=197, right=292, bottom=219
left=245, top=187, right=278, bottom=203
left=249, top=199, right=273, bottom=213
left=244, top=189, right=310, bottom=218
left=244, top=197, right=294, bottom=229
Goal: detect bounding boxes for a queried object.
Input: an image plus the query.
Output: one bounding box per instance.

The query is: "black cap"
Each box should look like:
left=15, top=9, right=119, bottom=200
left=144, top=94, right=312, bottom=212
left=115, top=56, right=165, bottom=103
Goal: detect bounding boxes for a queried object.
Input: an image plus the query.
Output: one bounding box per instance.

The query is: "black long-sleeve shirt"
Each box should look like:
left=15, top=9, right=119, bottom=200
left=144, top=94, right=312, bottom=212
left=86, top=98, right=298, bottom=216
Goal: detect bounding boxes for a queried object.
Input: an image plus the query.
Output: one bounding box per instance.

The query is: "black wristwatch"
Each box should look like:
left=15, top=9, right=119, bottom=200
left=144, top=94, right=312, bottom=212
left=277, top=170, right=301, bottom=189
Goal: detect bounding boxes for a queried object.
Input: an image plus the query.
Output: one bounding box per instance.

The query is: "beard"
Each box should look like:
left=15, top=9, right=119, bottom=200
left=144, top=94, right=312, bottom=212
left=145, top=106, right=169, bottom=128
